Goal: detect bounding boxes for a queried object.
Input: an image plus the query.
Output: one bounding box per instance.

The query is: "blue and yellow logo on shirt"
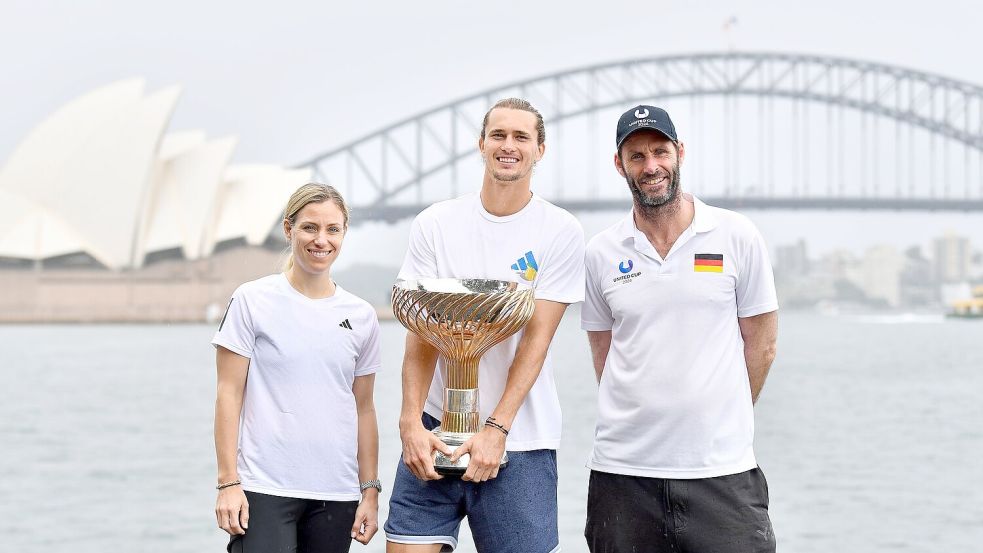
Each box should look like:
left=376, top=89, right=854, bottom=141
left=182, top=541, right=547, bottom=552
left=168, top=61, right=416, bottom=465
left=511, top=251, right=539, bottom=281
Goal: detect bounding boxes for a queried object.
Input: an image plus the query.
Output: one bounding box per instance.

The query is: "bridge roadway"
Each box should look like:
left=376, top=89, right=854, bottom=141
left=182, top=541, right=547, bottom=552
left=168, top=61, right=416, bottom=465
left=350, top=197, right=983, bottom=225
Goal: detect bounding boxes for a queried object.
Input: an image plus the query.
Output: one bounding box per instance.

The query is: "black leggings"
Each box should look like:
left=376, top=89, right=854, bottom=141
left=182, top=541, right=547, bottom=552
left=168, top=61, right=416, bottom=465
left=228, top=490, right=358, bottom=553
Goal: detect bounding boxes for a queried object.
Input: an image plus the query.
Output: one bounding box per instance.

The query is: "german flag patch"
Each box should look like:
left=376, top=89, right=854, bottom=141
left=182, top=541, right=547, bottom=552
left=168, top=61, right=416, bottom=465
left=694, top=253, right=723, bottom=273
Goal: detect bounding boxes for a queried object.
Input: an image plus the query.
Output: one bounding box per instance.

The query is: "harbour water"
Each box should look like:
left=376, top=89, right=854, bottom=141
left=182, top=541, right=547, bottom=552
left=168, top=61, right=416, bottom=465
left=1, top=311, right=981, bottom=552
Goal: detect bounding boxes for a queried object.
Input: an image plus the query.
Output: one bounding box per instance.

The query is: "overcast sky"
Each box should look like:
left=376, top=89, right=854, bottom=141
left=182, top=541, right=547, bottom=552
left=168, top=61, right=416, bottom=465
left=2, top=0, right=982, bottom=267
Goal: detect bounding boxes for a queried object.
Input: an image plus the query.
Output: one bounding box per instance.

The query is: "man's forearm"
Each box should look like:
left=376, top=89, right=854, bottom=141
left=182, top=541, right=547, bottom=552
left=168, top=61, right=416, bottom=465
left=491, top=300, right=568, bottom=427
left=587, top=331, right=612, bottom=383
left=739, top=311, right=778, bottom=404
left=399, top=332, right=439, bottom=430
left=399, top=369, right=429, bottom=428
left=492, top=340, right=549, bottom=426
left=745, top=345, right=776, bottom=404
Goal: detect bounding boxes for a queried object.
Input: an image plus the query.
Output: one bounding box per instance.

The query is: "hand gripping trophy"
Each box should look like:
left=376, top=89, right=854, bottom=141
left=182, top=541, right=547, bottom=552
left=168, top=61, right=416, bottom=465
left=391, top=278, right=535, bottom=475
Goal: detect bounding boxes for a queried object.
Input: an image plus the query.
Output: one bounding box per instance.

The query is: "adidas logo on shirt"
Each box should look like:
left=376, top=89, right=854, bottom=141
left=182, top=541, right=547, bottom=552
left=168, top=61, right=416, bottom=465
left=339, top=319, right=352, bottom=330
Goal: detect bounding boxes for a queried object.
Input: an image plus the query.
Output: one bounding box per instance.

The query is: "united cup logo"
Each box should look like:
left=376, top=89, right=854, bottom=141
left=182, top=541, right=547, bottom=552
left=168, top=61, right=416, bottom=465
left=635, top=108, right=649, bottom=119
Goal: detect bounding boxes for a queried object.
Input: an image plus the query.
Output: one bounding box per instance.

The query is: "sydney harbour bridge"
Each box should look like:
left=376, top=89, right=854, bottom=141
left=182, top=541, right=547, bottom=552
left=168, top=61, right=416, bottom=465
left=298, top=52, right=983, bottom=223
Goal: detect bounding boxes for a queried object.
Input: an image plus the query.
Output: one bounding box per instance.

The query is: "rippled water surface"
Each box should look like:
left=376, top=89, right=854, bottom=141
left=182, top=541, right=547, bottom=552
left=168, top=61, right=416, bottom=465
left=2, top=312, right=981, bottom=552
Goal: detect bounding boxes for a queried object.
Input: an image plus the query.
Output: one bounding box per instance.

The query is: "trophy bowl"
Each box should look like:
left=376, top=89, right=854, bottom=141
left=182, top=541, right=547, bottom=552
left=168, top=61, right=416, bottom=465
left=391, top=278, right=536, bottom=475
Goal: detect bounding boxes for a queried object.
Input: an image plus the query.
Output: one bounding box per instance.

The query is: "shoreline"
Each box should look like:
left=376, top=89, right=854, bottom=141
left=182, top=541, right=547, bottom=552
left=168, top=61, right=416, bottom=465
left=0, top=245, right=397, bottom=324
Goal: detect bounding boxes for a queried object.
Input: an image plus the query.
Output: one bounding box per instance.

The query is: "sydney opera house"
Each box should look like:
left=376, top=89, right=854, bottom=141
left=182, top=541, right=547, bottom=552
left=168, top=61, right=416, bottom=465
left=0, top=80, right=311, bottom=322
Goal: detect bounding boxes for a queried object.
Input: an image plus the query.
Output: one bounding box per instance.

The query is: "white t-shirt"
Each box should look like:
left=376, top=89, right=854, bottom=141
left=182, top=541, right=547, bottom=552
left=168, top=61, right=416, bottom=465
left=398, top=192, right=585, bottom=451
left=581, top=195, right=778, bottom=479
left=212, top=273, right=381, bottom=500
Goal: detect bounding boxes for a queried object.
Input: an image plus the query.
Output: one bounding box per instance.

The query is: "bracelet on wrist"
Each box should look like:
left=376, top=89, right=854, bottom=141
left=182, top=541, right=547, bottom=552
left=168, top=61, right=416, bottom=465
left=216, top=479, right=241, bottom=490
left=360, top=479, right=382, bottom=494
left=484, top=418, right=509, bottom=436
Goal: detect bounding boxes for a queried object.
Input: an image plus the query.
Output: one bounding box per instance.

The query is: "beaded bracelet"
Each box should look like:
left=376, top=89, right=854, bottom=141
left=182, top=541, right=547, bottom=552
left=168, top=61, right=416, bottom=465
left=216, top=479, right=241, bottom=490
left=484, top=418, right=509, bottom=436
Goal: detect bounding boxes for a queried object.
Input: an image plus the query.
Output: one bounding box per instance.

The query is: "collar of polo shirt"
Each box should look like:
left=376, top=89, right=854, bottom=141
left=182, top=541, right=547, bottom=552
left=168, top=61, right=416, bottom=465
left=618, top=193, right=719, bottom=245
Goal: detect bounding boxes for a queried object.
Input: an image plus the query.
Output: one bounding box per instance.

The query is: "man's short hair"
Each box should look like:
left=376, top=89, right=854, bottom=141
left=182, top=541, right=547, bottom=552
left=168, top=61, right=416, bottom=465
left=480, top=98, right=546, bottom=146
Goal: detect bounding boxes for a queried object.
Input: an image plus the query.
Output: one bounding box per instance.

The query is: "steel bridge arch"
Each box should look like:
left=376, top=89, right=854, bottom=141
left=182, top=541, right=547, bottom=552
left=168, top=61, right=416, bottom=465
left=299, top=52, right=983, bottom=218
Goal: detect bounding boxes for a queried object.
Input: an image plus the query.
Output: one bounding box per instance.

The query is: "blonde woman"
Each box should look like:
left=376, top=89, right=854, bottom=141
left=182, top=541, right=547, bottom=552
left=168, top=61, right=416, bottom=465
left=212, top=183, right=381, bottom=552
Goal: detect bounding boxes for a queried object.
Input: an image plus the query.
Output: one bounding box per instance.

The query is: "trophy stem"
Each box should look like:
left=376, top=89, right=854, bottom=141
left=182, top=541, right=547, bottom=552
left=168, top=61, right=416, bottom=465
left=444, top=357, right=479, bottom=389
left=441, top=357, right=480, bottom=434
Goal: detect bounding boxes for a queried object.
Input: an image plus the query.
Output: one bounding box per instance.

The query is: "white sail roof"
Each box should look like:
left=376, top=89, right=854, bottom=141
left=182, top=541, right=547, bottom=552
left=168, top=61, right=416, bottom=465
left=0, top=189, right=91, bottom=259
left=0, top=79, right=146, bottom=195
left=0, top=82, right=181, bottom=268
left=139, top=136, right=238, bottom=262
left=0, top=80, right=309, bottom=269
left=212, top=165, right=313, bottom=250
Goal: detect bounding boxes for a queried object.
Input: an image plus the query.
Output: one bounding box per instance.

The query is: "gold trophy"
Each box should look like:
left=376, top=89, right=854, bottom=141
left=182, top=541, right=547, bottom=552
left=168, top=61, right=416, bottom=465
left=391, top=278, right=535, bottom=475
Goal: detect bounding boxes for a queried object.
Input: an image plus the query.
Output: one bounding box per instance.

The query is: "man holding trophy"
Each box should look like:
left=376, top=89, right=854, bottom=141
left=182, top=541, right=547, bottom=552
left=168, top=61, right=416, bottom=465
left=384, top=98, right=585, bottom=553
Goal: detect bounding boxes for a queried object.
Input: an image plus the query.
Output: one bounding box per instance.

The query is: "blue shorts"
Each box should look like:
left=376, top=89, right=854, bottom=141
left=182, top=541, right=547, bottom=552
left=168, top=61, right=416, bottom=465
left=384, top=413, right=559, bottom=552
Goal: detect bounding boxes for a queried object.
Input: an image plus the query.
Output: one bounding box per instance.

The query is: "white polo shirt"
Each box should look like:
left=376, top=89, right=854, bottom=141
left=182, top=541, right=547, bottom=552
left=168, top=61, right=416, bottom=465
left=399, top=192, right=585, bottom=451
left=581, top=195, right=778, bottom=479
left=212, top=274, right=382, bottom=500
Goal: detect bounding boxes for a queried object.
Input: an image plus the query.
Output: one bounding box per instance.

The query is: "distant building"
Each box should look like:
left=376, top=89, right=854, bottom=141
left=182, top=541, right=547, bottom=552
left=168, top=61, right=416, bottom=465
left=899, top=246, right=936, bottom=306
left=808, top=249, right=865, bottom=305
left=932, top=233, right=971, bottom=283
left=969, top=250, right=983, bottom=282
left=814, top=249, right=860, bottom=282
left=775, top=239, right=810, bottom=277
left=860, top=245, right=904, bottom=307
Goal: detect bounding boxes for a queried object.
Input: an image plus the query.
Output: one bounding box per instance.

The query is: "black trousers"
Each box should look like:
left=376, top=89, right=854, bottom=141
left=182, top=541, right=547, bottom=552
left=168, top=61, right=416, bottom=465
left=228, top=490, right=358, bottom=553
left=585, top=467, right=776, bottom=553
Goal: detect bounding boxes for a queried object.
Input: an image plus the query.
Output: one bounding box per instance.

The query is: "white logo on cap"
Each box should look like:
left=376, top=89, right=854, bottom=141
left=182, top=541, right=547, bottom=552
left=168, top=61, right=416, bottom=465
left=635, top=108, right=649, bottom=119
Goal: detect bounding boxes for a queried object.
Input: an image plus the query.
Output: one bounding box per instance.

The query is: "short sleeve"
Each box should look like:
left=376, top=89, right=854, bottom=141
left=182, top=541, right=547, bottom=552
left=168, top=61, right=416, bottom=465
left=211, top=288, right=255, bottom=358
left=736, top=226, right=779, bottom=318
left=397, top=213, right=437, bottom=280
left=581, top=250, right=615, bottom=331
left=354, top=310, right=382, bottom=376
left=534, top=216, right=586, bottom=304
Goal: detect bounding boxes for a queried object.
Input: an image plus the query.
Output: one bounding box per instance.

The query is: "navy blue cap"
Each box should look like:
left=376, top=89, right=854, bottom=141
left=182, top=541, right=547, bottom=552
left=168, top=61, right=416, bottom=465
left=615, top=105, right=677, bottom=149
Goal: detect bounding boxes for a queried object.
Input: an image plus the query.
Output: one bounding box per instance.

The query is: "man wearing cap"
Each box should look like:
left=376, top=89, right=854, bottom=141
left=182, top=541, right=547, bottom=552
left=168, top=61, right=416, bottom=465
left=580, top=105, right=779, bottom=552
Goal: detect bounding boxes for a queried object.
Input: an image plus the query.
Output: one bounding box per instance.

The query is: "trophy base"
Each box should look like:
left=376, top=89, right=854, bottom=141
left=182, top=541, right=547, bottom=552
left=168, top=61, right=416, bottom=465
left=432, top=427, right=509, bottom=477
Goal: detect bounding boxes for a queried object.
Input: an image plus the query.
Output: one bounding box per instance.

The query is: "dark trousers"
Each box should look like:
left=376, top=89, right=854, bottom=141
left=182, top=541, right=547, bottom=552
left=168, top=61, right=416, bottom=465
left=585, top=467, right=776, bottom=553
left=228, top=490, right=358, bottom=553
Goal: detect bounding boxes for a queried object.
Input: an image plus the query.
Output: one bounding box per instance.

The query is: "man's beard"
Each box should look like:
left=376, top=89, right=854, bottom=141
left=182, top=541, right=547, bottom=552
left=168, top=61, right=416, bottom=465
left=491, top=168, right=523, bottom=182
left=626, top=162, right=681, bottom=209
left=484, top=157, right=536, bottom=182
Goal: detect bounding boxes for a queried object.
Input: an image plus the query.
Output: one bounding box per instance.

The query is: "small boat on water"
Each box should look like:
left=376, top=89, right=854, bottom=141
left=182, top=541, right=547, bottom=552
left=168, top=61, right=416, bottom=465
left=947, top=285, right=983, bottom=319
